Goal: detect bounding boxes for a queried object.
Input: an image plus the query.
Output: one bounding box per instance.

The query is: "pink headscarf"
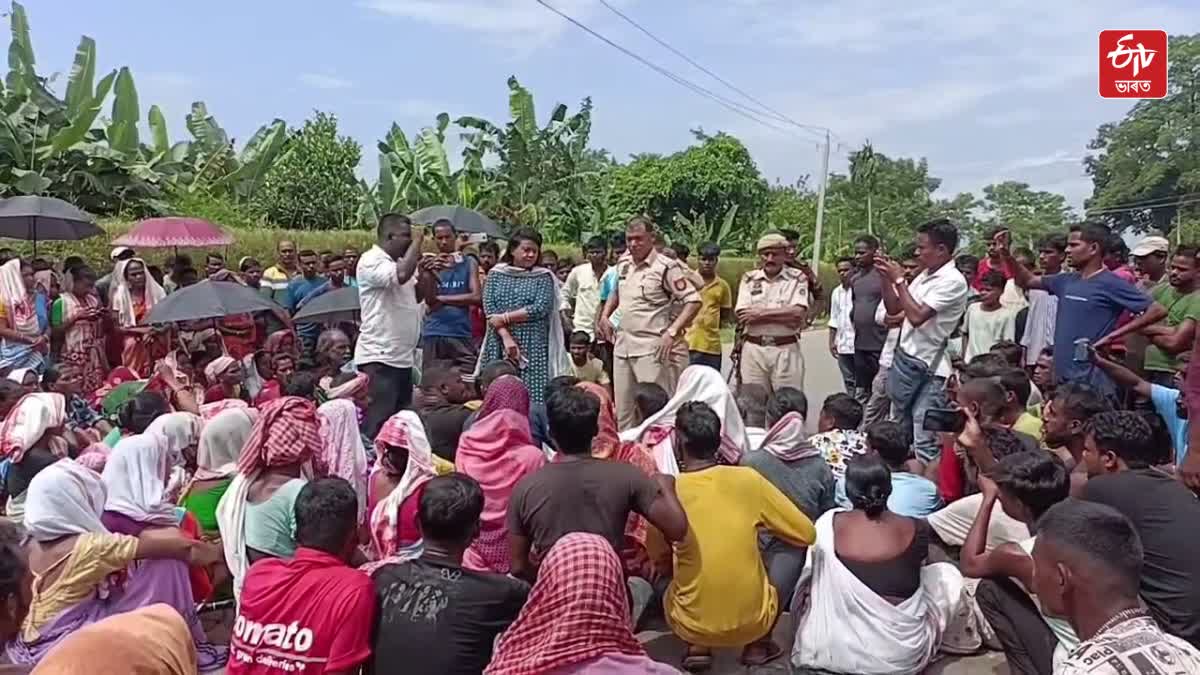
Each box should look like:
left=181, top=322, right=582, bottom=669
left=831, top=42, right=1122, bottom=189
left=368, top=411, right=436, bottom=563
left=457, top=408, right=545, bottom=574
left=476, top=375, right=530, bottom=420
left=759, top=412, right=818, bottom=461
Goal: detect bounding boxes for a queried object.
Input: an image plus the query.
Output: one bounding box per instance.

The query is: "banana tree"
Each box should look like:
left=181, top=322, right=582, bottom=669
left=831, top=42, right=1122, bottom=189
left=456, top=76, right=600, bottom=231
left=672, top=204, right=743, bottom=251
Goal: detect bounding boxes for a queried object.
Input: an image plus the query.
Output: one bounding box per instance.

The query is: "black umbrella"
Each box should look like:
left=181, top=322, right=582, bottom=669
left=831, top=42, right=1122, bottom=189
left=0, top=195, right=103, bottom=254
left=144, top=280, right=283, bottom=324
left=293, top=286, right=359, bottom=324
left=409, top=205, right=500, bottom=236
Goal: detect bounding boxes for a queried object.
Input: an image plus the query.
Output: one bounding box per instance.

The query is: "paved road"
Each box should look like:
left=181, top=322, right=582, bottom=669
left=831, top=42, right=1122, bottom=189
left=721, top=329, right=846, bottom=434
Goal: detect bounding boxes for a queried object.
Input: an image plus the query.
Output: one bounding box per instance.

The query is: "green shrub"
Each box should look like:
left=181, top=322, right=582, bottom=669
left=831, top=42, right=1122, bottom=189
left=250, top=112, right=362, bottom=230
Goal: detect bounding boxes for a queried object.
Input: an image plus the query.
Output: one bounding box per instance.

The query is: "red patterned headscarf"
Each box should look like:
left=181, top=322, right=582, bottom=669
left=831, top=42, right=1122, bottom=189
left=476, top=374, right=530, bottom=421
left=235, top=396, right=320, bottom=474
left=485, top=533, right=647, bottom=675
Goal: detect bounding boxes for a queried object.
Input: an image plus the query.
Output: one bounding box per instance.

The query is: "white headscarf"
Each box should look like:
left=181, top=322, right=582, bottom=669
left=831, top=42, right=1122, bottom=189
left=195, top=407, right=257, bottom=482
left=101, top=433, right=176, bottom=525
left=6, top=368, right=34, bottom=385
left=144, top=412, right=201, bottom=467
left=24, top=459, right=109, bottom=541
left=0, top=258, right=37, bottom=336
left=619, top=365, right=750, bottom=474
left=0, top=392, right=67, bottom=463
left=109, top=258, right=166, bottom=328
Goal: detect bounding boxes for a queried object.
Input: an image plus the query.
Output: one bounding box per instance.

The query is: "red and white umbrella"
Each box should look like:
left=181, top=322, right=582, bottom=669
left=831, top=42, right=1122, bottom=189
left=112, top=217, right=234, bottom=248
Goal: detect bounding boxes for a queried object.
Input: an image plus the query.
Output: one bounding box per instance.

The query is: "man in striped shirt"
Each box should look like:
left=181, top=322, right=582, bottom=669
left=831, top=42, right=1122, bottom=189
left=261, top=239, right=298, bottom=307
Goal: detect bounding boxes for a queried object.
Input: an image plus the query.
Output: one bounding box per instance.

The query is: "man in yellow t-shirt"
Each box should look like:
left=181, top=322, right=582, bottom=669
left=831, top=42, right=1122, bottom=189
left=685, top=243, right=733, bottom=373
left=666, top=401, right=815, bottom=668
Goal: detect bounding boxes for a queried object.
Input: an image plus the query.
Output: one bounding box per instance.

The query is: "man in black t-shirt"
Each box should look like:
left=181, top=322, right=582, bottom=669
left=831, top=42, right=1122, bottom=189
left=1081, top=410, right=1200, bottom=648
left=416, top=364, right=472, bottom=461
left=850, top=235, right=887, bottom=403
left=370, top=474, right=530, bottom=675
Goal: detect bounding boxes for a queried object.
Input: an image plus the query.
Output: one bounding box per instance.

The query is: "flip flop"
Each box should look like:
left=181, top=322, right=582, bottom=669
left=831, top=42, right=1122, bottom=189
left=740, top=640, right=784, bottom=667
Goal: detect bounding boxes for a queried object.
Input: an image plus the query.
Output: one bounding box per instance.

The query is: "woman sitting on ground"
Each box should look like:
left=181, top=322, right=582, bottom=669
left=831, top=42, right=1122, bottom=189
left=315, top=398, right=370, bottom=518
left=100, top=427, right=214, bottom=603
left=215, top=397, right=320, bottom=598
left=366, top=411, right=452, bottom=566
left=180, top=407, right=257, bottom=537
left=791, top=454, right=963, bottom=674
left=486, top=532, right=681, bottom=674
left=143, top=413, right=203, bottom=505
left=7, top=460, right=225, bottom=671
left=0, top=393, right=73, bottom=524
left=622, top=364, right=751, bottom=473
left=455, top=376, right=545, bottom=574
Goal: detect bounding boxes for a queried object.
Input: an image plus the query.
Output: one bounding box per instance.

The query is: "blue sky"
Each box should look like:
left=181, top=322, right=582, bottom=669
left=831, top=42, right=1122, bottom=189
left=16, top=0, right=1200, bottom=211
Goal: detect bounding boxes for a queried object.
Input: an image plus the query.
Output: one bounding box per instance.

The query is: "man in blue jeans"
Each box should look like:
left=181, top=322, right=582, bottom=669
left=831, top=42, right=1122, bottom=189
left=876, top=218, right=969, bottom=468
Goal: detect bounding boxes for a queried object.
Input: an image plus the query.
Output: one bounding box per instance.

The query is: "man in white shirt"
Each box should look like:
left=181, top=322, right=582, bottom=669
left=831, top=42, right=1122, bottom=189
left=355, top=213, right=434, bottom=437
left=828, top=257, right=856, bottom=394
left=876, top=218, right=969, bottom=465
left=561, top=235, right=609, bottom=340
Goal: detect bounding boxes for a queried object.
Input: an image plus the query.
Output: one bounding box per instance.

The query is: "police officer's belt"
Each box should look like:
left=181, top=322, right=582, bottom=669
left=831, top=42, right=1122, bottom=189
left=744, top=334, right=799, bottom=347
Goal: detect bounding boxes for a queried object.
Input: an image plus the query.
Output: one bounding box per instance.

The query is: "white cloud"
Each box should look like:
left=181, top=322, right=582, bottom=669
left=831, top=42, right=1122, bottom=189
left=298, top=72, right=354, bottom=90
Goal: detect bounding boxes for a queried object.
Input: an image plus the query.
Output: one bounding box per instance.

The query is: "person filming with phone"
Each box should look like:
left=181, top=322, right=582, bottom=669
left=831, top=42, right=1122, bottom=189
left=998, top=222, right=1166, bottom=404
left=874, top=218, right=970, bottom=475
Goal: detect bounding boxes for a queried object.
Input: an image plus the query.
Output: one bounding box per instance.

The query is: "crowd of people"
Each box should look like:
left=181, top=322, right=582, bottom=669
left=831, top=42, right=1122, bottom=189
left=0, top=211, right=1192, bottom=675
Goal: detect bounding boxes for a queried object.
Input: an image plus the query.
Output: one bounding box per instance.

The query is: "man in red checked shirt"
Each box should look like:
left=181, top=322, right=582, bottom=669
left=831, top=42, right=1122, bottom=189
left=227, top=478, right=375, bottom=675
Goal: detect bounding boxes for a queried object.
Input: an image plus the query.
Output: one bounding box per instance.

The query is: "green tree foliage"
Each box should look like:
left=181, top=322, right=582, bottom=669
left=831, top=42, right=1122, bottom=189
left=966, top=181, right=1075, bottom=251
left=252, top=112, right=362, bottom=229
left=605, top=130, right=769, bottom=249
left=1086, top=34, right=1200, bottom=233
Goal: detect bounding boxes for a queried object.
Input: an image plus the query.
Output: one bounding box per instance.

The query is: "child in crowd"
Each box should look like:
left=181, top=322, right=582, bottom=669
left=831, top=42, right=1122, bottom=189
left=567, top=331, right=609, bottom=387
left=963, top=270, right=1017, bottom=361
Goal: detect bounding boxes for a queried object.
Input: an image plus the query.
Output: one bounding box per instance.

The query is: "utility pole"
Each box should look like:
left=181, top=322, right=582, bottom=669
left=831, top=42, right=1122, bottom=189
left=811, top=130, right=831, bottom=269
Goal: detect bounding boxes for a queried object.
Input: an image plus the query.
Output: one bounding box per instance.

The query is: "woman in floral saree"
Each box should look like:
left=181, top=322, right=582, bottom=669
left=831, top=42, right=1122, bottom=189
left=109, top=258, right=167, bottom=376
left=50, top=266, right=108, bottom=396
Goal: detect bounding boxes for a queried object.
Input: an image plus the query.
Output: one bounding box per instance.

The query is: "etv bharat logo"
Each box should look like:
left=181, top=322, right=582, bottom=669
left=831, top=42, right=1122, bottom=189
left=1099, top=30, right=1167, bottom=99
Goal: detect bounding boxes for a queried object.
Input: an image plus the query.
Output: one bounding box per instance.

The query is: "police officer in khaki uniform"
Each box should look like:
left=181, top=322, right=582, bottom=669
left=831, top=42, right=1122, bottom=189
left=598, top=216, right=701, bottom=430
left=735, top=233, right=809, bottom=393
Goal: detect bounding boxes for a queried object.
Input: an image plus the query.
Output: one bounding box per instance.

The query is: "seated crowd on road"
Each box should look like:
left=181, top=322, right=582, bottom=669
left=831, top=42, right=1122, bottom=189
left=0, top=212, right=1196, bottom=675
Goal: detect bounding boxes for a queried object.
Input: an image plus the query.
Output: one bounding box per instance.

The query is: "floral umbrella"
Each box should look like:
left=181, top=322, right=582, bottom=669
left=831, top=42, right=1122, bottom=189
left=112, top=217, right=234, bottom=248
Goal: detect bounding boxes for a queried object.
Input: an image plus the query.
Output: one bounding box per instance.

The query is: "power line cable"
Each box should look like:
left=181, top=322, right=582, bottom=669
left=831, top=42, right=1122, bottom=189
left=1084, top=192, right=1200, bottom=213
left=595, top=0, right=835, bottom=141
left=533, top=0, right=823, bottom=143
left=1086, top=196, right=1200, bottom=216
